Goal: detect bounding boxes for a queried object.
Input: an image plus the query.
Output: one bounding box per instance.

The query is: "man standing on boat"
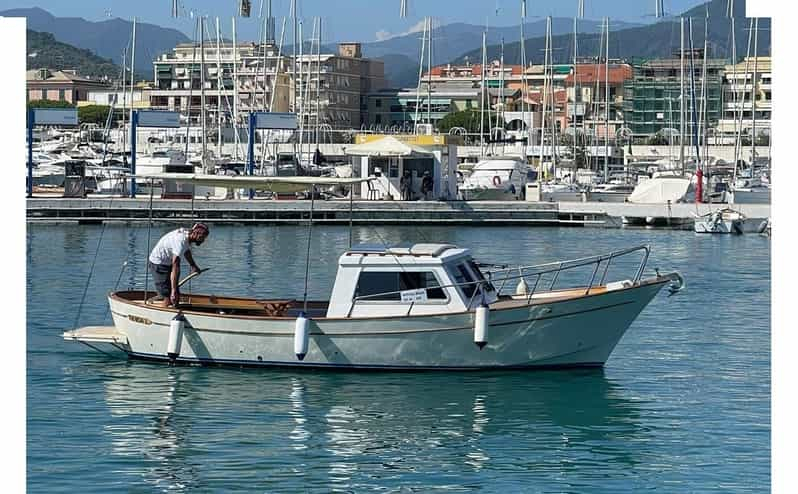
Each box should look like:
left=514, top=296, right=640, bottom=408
left=148, top=223, right=210, bottom=306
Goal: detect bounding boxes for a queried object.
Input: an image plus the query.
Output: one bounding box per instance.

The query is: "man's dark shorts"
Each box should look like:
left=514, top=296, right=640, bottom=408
left=149, top=262, right=173, bottom=299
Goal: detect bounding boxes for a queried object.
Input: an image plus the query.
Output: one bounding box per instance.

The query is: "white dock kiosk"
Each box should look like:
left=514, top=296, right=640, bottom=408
left=345, top=134, right=460, bottom=201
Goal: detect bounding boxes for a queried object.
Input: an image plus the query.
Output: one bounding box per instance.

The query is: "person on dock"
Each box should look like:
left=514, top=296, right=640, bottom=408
left=400, top=170, right=412, bottom=201
left=148, top=223, right=210, bottom=306
left=421, top=171, right=434, bottom=201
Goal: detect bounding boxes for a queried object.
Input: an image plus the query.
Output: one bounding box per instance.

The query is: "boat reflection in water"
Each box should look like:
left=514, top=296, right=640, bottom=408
left=99, top=363, right=648, bottom=491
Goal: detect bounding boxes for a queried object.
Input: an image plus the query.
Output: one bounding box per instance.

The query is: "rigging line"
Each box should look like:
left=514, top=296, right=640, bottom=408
left=73, top=221, right=108, bottom=330
left=103, top=261, right=129, bottom=322
left=144, top=178, right=155, bottom=303
left=73, top=158, right=124, bottom=328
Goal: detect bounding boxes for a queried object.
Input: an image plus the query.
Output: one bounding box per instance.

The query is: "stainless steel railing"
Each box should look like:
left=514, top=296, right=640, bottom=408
left=482, top=244, right=650, bottom=302
left=346, top=245, right=652, bottom=316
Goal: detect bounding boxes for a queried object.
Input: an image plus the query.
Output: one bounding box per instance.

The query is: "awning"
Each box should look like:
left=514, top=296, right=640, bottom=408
left=136, top=173, right=372, bottom=194
left=345, top=136, right=434, bottom=157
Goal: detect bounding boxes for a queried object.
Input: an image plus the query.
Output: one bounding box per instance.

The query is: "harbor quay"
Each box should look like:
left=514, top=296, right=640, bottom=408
left=25, top=197, right=770, bottom=229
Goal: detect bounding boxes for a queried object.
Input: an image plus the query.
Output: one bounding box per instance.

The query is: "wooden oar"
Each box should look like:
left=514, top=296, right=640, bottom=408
left=178, top=268, right=210, bottom=288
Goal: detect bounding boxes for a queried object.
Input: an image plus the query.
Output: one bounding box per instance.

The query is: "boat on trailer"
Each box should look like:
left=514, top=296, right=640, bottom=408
left=63, top=174, right=684, bottom=370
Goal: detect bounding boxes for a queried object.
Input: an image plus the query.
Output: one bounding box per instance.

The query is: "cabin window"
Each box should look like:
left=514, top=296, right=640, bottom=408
left=467, top=260, right=495, bottom=292
left=451, top=264, right=476, bottom=299
left=355, top=271, right=446, bottom=302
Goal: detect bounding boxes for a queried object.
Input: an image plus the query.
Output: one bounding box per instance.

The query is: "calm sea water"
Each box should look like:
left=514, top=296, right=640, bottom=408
left=27, top=224, right=770, bottom=493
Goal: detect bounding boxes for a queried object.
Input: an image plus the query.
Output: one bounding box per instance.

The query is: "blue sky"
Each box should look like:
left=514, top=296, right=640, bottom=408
left=11, top=0, right=709, bottom=42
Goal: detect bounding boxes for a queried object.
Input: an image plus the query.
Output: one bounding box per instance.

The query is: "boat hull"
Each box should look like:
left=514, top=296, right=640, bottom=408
left=694, top=219, right=744, bottom=234
left=108, top=280, right=666, bottom=370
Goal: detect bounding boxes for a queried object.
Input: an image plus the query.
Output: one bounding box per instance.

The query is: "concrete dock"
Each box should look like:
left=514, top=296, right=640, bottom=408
left=26, top=197, right=770, bottom=229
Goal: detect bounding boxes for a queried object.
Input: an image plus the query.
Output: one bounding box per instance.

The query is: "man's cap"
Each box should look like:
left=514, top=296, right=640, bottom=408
left=192, top=222, right=209, bottom=234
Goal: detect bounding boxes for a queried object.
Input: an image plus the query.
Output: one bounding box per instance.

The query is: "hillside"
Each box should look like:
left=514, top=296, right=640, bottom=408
left=27, top=30, right=120, bottom=81
left=360, top=18, right=643, bottom=64
left=454, top=0, right=770, bottom=67
left=2, top=7, right=190, bottom=80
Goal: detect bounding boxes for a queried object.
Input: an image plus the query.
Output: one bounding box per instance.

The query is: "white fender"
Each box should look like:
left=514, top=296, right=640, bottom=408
left=167, top=313, right=186, bottom=360
left=294, top=313, right=310, bottom=361
left=474, top=305, right=489, bottom=349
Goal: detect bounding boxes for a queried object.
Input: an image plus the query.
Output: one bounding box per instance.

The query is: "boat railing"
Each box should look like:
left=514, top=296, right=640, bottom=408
left=348, top=245, right=651, bottom=315
left=483, top=245, right=650, bottom=301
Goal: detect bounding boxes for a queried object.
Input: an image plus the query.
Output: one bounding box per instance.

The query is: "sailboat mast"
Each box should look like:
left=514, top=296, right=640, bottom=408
left=427, top=17, right=433, bottom=125
left=480, top=30, right=487, bottom=155
left=549, top=24, right=557, bottom=175
left=679, top=17, right=685, bottom=176
left=520, top=0, right=527, bottom=156
left=539, top=17, right=550, bottom=179
left=499, top=37, right=505, bottom=154
left=292, top=0, right=298, bottom=113
left=688, top=18, right=701, bottom=171
left=298, top=20, right=305, bottom=162
left=232, top=17, right=239, bottom=161
left=703, top=15, right=709, bottom=164
left=573, top=16, right=578, bottom=180
left=316, top=17, right=322, bottom=149
left=414, top=18, right=427, bottom=132
left=216, top=17, right=223, bottom=157
left=200, top=16, right=208, bottom=172
left=734, top=19, right=754, bottom=184
left=129, top=17, right=137, bottom=159
left=751, top=18, right=759, bottom=167
left=121, top=47, right=127, bottom=155
left=604, top=17, right=609, bottom=182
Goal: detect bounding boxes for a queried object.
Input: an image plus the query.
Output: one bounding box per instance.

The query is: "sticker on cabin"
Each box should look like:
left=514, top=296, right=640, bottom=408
left=400, top=289, right=428, bottom=303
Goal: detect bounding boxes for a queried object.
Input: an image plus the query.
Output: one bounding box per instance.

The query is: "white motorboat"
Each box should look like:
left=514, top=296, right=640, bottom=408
left=728, top=178, right=771, bottom=205
left=586, top=182, right=635, bottom=203
left=694, top=207, right=746, bottom=234
left=64, top=241, right=682, bottom=370
left=628, top=175, right=692, bottom=204
left=459, top=158, right=529, bottom=201
left=63, top=174, right=684, bottom=370
left=540, top=182, right=583, bottom=202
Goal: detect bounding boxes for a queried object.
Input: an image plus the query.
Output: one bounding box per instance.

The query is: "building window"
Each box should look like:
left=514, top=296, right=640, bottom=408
left=375, top=114, right=382, bottom=124
left=375, top=99, right=382, bottom=108
left=58, top=89, right=66, bottom=101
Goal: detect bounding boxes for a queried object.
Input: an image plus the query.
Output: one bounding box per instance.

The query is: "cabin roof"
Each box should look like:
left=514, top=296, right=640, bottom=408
left=341, top=243, right=470, bottom=265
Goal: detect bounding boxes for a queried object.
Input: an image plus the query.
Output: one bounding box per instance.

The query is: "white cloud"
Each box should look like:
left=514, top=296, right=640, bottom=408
left=375, top=19, right=429, bottom=42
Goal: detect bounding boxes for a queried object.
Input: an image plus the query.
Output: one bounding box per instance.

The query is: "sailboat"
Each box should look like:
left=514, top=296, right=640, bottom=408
left=63, top=174, right=684, bottom=370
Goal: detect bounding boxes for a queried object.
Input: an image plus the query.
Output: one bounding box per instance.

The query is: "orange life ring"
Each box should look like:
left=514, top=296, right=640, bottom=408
left=492, top=175, right=501, bottom=186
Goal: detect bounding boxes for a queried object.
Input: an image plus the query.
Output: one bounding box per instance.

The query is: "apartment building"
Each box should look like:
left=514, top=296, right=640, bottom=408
left=26, top=68, right=111, bottom=104
left=150, top=42, right=291, bottom=126
left=718, top=56, right=771, bottom=140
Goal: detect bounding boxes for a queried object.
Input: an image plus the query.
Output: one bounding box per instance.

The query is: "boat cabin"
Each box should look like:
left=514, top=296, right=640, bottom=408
left=327, top=243, right=498, bottom=318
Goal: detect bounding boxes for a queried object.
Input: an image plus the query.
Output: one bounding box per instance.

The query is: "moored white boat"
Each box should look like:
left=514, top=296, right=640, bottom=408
left=63, top=174, right=683, bottom=370
left=459, top=158, right=529, bottom=201
left=694, top=207, right=746, bottom=234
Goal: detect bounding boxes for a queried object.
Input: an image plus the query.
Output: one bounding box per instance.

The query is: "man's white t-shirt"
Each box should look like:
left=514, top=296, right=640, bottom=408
left=149, top=228, right=190, bottom=265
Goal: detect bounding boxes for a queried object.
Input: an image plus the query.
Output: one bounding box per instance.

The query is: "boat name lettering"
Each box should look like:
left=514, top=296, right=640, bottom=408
left=128, top=315, right=152, bottom=325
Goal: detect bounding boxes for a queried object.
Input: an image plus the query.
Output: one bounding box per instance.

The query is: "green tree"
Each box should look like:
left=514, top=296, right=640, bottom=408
left=27, top=99, right=75, bottom=109
left=78, top=105, right=113, bottom=125
left=437, top=109, right=497, bottom=135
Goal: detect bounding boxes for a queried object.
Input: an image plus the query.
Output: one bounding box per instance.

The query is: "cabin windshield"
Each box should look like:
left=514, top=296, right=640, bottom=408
left=467, top=260, right=495, bottom=292
left=355, top=271, right=446, bottom=302
left=451, top=264, right=476, bottom=299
